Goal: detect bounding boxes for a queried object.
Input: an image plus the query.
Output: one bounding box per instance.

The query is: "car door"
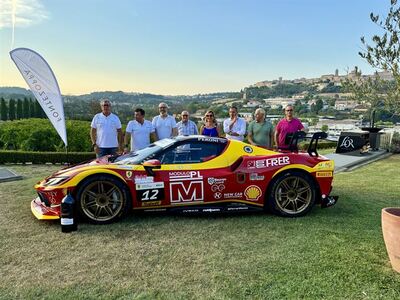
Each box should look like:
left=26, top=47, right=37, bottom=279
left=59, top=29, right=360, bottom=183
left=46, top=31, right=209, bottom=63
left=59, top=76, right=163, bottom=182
left=152, top=140, right=228, bottom=207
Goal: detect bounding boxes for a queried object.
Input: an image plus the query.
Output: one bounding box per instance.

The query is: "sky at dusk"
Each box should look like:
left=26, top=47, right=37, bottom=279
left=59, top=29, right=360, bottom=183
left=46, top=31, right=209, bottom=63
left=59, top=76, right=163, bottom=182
left=0, top=0, right=389, bottom=95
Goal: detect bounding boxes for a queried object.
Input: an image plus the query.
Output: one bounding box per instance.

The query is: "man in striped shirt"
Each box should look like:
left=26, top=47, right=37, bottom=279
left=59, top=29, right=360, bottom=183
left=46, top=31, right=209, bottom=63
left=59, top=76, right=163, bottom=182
left=176, top=111, right=199, bottom=136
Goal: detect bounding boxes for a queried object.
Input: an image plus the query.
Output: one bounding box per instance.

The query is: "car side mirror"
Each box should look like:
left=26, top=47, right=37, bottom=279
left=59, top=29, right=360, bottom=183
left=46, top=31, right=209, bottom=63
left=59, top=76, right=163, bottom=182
left=143, top=159, right=161, bottom=176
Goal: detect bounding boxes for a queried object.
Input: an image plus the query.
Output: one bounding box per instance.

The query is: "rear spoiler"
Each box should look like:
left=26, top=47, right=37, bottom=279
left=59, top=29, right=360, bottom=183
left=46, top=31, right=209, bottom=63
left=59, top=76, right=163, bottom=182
left=286, top=131, right=329, bottom=157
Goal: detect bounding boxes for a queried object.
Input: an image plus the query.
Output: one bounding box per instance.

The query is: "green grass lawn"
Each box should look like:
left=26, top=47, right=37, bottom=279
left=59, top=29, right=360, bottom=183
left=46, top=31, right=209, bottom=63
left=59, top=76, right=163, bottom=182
left=1, top=157, right=400, bottom=299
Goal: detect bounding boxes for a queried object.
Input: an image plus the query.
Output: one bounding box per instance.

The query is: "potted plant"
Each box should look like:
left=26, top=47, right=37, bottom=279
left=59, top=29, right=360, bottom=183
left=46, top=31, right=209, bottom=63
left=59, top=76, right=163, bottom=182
left=382, top=208, right=400, bottom=273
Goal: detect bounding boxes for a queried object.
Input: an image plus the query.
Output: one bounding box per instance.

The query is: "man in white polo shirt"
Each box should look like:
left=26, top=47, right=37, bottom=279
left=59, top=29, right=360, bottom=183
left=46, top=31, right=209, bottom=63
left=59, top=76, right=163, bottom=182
left=90, top=99, right=123, bottom=157
left=223, top=105, right=246, bottom=141
left=124, top=108, right=155, bottom=152
left=152, top=102, right=178, bottom=140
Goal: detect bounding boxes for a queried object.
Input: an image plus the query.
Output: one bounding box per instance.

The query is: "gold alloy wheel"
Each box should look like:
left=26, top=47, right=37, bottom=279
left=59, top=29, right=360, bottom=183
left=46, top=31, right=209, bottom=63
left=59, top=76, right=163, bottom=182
left=274, top=176, right=312, bottom=215
left=80, top=180, right=124, bottom=222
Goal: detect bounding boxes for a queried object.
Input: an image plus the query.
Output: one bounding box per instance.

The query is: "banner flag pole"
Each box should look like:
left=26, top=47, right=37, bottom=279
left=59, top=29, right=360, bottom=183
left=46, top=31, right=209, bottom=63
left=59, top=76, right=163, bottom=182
left=10, top=48, right=68, bottom=147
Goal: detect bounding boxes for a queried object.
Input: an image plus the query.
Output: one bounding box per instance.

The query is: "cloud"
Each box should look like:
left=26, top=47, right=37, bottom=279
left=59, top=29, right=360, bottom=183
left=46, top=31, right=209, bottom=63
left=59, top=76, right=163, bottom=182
left=0, top=0, right=49, bottom=29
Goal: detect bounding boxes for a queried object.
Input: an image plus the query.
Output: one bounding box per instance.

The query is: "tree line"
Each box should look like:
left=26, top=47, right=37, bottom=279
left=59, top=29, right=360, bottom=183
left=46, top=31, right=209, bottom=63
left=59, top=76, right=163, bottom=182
left=0, top=97, right=46, bottom=121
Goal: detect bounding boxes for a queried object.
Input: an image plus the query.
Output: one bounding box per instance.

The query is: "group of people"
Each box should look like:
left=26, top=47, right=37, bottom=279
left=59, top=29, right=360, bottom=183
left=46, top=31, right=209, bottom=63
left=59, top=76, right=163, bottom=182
left=90, top=99, right=304, bottom=157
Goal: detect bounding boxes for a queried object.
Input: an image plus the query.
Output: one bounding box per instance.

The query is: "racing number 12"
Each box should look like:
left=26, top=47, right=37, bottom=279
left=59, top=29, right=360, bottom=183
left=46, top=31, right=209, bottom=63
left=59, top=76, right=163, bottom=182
left=141, top=189, right=159, bottom=201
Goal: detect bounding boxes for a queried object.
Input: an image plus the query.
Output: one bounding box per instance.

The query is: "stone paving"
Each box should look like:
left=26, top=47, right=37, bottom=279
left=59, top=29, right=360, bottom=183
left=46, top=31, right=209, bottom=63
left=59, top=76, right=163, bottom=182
left=325, top=149, right=391, bottom=173
left=0, top=167, right=23, bottom=183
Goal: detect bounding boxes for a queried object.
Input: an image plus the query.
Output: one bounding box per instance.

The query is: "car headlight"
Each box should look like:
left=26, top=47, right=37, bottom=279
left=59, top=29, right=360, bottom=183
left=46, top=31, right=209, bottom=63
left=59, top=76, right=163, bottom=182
left=44, top=176, right=70, bottom=186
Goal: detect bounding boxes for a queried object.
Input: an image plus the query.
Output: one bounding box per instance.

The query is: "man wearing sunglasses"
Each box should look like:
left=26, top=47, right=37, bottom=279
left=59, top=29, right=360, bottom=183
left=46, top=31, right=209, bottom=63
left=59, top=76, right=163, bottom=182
left=177, top=111, right=198, bottom=136
left=274, top=104, right=304, bottom=150
left=90, top=99, right=123, bottom=157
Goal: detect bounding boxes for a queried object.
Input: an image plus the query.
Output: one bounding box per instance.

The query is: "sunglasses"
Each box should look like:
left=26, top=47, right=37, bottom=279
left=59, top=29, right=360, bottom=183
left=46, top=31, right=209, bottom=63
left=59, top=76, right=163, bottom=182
left=205, top=114, right=213, bottom=117
left=182, top=115, right=189, bottom=117
left=102, top=104, right=110, bottom=107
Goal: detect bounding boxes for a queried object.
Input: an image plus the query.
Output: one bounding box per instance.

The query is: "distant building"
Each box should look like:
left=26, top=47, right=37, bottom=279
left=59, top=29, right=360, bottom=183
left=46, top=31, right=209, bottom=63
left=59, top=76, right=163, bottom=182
left=250, top=67, right=393, bottom=89
left=334, top=100, right=357, bottom=111
left=309, top=119, right=362, bottom=136
left=243, top=100, right=261, bottom=108
left=264, top=97, right=295, bottom=109
left=353, top=104, right=369, bottom=113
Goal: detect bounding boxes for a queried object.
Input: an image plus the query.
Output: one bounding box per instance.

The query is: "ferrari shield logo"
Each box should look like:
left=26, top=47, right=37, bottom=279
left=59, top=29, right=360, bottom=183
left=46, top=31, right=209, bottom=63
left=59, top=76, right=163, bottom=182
left=126, top=171, right=132, bottom=178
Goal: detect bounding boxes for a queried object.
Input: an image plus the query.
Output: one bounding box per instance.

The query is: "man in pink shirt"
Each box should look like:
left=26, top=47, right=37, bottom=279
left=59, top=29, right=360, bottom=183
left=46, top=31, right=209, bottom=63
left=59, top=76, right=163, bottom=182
left=274, top=105, right=304, bottom=149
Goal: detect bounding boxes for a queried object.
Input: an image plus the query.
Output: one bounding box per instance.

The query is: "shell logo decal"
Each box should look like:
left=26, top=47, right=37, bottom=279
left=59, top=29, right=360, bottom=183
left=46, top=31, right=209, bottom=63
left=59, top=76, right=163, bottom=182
left=244, top=185, right=262, bottom=201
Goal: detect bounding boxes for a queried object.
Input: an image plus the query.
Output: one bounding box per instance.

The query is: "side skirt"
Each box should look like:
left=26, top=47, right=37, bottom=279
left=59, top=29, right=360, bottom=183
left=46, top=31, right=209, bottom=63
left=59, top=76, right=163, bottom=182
left=142, top=202, right=264, bottom=214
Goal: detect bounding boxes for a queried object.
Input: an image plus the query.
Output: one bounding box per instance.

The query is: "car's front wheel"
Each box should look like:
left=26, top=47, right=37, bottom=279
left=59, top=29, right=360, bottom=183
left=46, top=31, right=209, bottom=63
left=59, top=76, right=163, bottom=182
left=267, top=170, right=316, bottom=217
left=75, top=175, right=131, bottom=224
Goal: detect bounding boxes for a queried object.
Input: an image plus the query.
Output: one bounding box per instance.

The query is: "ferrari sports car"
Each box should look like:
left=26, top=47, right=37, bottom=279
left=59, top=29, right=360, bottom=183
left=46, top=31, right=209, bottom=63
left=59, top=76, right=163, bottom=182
left=32, top=133, right=338, bottom=224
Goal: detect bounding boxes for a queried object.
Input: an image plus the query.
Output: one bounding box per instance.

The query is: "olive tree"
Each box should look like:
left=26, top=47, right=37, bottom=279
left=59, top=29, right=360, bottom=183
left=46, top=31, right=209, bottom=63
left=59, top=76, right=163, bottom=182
left=359, top=0, right=400, bottom=116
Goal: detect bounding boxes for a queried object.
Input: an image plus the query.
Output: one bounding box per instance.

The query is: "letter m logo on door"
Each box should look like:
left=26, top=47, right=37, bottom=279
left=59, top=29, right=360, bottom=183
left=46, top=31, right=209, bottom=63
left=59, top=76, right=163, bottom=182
left=170, top=181, right=204, bottom=203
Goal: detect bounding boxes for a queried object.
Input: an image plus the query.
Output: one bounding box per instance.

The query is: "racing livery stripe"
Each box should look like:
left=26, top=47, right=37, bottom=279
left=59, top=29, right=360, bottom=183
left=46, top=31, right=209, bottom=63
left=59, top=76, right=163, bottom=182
left=132, top=199, right=264, bottom=210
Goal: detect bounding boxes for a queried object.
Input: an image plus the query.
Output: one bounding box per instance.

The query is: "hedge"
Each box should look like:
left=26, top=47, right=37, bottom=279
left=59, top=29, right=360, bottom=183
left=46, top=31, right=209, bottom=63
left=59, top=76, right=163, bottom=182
left=0, top=151, right=95, bottom=164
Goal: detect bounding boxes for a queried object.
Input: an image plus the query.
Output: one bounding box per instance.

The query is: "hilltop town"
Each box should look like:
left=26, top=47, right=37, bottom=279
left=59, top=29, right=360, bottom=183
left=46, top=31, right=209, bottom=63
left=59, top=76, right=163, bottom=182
left=250, top=67, right=393, bottom=89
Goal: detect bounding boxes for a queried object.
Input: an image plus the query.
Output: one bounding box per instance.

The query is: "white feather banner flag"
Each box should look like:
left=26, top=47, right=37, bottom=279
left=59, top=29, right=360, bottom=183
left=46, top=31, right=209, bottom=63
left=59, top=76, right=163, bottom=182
left=10, top=48, right=68, bottom=146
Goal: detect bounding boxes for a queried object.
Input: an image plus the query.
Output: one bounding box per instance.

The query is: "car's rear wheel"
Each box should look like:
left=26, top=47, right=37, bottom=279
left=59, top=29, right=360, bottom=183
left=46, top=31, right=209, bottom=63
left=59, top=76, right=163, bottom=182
left=75, top=175, right=131, bottom=224
left=267, top=170, right=316, bottom=217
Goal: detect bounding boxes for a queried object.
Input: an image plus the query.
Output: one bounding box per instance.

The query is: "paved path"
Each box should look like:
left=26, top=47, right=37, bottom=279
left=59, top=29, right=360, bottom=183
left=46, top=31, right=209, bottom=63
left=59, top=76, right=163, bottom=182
left=325, top=149, right=391, bottom=172
left=0, top=168, right=23, bottom=183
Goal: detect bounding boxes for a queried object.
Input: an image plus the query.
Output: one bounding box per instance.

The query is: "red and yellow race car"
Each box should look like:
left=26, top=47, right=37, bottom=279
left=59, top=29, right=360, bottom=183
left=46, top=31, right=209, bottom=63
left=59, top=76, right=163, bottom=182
left=32, top=133, right=337, bottom=224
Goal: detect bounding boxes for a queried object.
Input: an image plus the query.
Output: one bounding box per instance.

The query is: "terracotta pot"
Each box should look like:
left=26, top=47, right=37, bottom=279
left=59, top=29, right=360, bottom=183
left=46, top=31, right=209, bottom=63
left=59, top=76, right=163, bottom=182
left=382, top=207, right=400, bottom=273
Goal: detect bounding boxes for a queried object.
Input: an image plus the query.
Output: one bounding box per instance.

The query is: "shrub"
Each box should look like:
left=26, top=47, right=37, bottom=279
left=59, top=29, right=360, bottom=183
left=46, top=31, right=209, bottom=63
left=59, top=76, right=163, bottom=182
left=0, top=119, right=92, bottom=152
left=390, top=132, right=400, bottom=153
left=0, top=151, right=95, bottom=164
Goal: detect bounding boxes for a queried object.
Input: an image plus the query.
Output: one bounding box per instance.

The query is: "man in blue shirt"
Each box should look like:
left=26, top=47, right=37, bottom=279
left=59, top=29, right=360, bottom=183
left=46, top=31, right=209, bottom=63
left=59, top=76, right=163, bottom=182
left=176, top=111, right=199, bottom=136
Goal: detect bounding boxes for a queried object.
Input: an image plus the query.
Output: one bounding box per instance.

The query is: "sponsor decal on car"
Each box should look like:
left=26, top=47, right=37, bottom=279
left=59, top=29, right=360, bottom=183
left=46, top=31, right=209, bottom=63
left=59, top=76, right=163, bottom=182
left=169, top=171, right=201, bottom=179
left=136, top=182, right=165, bottom=201
left=141, top=200, right=162, bottom=207
left=136, top=182, right=164, bottom=190
left=249, top=173, right=265, bottom=181
left=169, top=171, right=204, bottom=203
left=211, top=184, right=225, bottom=192
left=202, top=208, right=221, bottom=212
left=208, top=177, right=226, bottom=192
left=316, top=171, right=333, bottom=178
left=134, top=175, right=154, bottom=184
left=315, top=161, right=334, bottom=170
left=207, top=177, right=227, bottom=185
left=143, top=208, right=167, bottom=212
left=213, top=192, right=222, bottom=199
left=182, top=209, right=200, bottom=213
left=126, top=171, right=133, bottom=178
left=247, top=161, right=255, bottom=168
left=227, top=207, right=249, bottom=211
left=197, top=137, right=226, bottom=143
left=244, top=185, right=262, bottom=201
left=223, top=192, right=243, bottom=199
left=247, top=156, right=290, bottom=169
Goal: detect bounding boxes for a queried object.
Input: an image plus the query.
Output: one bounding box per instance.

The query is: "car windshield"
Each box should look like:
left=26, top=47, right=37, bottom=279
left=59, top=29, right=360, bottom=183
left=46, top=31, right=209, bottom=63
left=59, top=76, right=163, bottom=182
left=114, top=139, right=175, bottom=165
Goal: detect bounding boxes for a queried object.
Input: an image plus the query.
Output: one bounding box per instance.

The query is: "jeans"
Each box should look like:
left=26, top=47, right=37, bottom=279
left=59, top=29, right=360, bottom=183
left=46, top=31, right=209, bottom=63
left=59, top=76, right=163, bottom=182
left=97, top=147, right=118, bottom=158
